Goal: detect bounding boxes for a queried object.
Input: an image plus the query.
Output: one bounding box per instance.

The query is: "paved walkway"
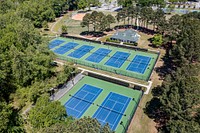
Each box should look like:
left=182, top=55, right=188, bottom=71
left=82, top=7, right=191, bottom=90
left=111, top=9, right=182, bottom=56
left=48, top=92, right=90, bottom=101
left=52, top=72, right=85, bottom=101
left=54, top=59, right=154, bottom=94
left=50, top=16, right=63, bottom=34
left=77, top=67, right=152, bottom=95
left=55, top=60, right=152, bottom=94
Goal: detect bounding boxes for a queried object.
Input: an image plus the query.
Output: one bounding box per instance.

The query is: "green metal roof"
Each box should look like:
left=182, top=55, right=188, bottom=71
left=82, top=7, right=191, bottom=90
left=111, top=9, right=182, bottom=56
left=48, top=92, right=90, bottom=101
left=111, top=29, right=140, bottom=42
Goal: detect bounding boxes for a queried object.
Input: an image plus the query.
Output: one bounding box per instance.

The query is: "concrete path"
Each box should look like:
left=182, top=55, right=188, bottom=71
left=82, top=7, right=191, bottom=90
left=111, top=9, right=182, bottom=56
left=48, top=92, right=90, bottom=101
left=54, top=60, right=153, bottom=95
left=52, top=73, right=85, bottom=101
left=50, top=16, right=63, bottom=34
left=77, top=67, right=152, bottom=95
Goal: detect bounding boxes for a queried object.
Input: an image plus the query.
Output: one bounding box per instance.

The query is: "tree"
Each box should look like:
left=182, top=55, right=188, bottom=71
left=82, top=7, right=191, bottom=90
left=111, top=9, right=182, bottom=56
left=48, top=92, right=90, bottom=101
left=42, top=20, right=48, bottom=30
left=152, top=34, right=163, bottom=47
left=140, top=7, right=154, bottom=28
left=106, top=14, right=115, bottom=29
left=81, top=12, right=115, bottom=32
left=50, top=0, right=66, bottom=17
left=77, top=0, right=87, bottom=10
left=170, top=18, right=200, bottom=64
left=152, top=8, right=165, bottom=31
left=0, top=0, right=15, bottom=14
left=67, top=117, right=113, bottom=133
left=0, top=102, right=24, bottom=132
left=16, top=0, right=70, bottom=28
left=116, top=8, right=127, bottom=24
left=0, top=1, right=76, bottom=133
left=81, top=13, right=91, bottom=32
left=0, top=102, right=13, bottom=132
left=61, top=25, right=68, bottom=34
left=90, top=11, right=99, bottom=32
left=78, top=0, right=100, bottom=10
left=40, top=121, right=71, bottom=133
left=145, top=64, right=200, bottom=132
left=166, top=119, right=200, bottom=133
left=28, top=95, right=67, bottom=130
left=96, top=12, right=105, bottom=31
left=138, top=0, right=165, bottom=7
left=99, top=15, right=108, bottom=31
left=117, top=0, right=133, bottom=7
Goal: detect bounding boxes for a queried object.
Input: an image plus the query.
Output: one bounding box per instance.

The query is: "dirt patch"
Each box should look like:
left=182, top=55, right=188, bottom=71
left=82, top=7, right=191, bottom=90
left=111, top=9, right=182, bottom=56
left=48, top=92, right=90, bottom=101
left=72, top=13, right=86, bottom=21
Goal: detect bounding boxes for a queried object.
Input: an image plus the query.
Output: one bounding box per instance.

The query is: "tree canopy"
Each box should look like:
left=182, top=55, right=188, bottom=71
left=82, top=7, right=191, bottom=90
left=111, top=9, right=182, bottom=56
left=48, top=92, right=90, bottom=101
left=152, top=34, right=163, bottom=47
left=28, top=95, right=67, bottom=129
left=0, top=0, right=75, bottom=131
left=81, top=11, right=115, bottom=32
left=145, top=12, right=200, bottom=133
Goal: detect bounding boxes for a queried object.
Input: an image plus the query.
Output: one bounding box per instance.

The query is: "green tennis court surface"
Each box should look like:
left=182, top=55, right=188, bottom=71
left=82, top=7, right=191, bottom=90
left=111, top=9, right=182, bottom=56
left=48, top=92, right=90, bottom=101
left=59, top=76, right=142, bottom=133
left=49, top=37, right=158, bottom=81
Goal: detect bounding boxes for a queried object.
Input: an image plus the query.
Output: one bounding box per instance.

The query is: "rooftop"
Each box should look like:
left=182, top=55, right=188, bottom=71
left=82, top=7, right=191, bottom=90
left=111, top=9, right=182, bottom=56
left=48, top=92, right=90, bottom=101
left=111, top=29, right=140, bottom=43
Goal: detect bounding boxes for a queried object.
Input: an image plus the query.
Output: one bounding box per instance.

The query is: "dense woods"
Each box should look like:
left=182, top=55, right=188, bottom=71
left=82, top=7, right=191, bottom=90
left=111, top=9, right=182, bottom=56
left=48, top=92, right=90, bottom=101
left=145, top=12, right=200, bottom=132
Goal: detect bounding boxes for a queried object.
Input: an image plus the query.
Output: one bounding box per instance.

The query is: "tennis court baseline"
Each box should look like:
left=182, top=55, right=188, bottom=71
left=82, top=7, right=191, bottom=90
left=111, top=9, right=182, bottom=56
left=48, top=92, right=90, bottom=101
left=86, top=48, right=111, bottom=63
left=93, top=92, right=131, bottom=131
left=49, top=39, right=65, bottom=49
left=54, top=42, right=79, bottom=55
left=126, top=55, right=151, bottom=74
left=64, top=84, right=102, bottom=118
left=105, top=51, right=130, bottom=68
left=68, top=45, right=94, bottom=59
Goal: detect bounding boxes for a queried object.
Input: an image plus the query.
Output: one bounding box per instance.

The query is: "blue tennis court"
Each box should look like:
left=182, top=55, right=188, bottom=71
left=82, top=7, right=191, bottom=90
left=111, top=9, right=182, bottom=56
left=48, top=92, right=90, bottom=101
left=49, top=39, right=65, bottom=49
left=105, top=51, right=130, bottom=68
left=93, top=92, right=131, bottom=131
left=86, top=48, right=111, bottom=63
left=64, top=84, right=102, bottom=118
left=68, top=45, right=94, bottom=59
left=126, top=55, right=151, bottom=74
left=54, top=42, right=79, bottom=55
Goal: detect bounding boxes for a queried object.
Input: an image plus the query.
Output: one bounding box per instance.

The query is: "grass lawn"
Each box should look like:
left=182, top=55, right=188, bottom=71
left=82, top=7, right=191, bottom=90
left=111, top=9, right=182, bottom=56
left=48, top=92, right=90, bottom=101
left=127, top=50, right=165, bottom=133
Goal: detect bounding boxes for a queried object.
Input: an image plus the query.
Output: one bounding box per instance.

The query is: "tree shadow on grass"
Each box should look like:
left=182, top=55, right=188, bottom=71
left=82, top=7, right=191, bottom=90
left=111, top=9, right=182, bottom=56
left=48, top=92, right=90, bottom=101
left=144, top=97, right=162, bottom=120
left=144, top=85, right=169, bottom=131
left=80, top=31, right=106, bottom=37
left=114, top=25, right=157, bottom=35
left=154, top=46, right=176, bottom=80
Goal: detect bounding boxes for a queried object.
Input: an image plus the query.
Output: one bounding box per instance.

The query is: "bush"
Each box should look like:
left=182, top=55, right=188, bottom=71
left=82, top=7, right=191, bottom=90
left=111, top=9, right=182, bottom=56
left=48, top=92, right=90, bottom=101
left=106, top=38, right=120, bottom=43
left=61, top=25, right=68, bottom=34
left=169, top=4, right=175, bottom=9
left=152, top=34, right=163, bottom=47
left=124, top=42, right=138, bottom=46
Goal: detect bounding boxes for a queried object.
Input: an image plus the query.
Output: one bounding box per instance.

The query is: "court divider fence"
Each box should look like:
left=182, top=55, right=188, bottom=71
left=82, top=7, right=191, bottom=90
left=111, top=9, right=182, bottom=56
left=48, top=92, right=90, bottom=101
left=57, top=55, right=147, bottom=81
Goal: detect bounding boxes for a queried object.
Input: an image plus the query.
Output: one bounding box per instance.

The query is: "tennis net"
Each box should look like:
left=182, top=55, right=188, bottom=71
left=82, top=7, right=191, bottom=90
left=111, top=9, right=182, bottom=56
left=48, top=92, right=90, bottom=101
left=69, top=94, right=94, bottom=105
left=97, top=104, right=126, bottom=116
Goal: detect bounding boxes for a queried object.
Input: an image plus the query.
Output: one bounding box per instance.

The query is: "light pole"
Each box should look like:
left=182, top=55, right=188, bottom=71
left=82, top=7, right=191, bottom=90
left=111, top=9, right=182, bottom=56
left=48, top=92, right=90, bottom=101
left=71, top=71, right=76, bottom=86
left=120, top=121, right=126, bottom=132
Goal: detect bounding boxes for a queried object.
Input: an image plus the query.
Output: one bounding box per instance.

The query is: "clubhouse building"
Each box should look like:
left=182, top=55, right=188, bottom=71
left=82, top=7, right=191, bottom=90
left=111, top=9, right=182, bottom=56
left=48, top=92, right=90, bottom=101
left=110, top=29, right=140, bottom=43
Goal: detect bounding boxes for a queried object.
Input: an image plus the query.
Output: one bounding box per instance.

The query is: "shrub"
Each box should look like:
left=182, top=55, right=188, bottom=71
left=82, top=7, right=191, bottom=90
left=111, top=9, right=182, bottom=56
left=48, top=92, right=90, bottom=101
left=152, top=34, right=163, bottom=47
left=106, top=38, right=120, bottom=43
left=123, top=42, right=138, bottom=46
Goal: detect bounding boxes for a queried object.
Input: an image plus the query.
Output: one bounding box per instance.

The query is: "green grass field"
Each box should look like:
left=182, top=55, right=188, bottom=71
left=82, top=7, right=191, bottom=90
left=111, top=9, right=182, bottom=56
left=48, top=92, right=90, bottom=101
left=50, top=37, right=158, bottom=81
left=59, top=76, right=143, bottom=133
